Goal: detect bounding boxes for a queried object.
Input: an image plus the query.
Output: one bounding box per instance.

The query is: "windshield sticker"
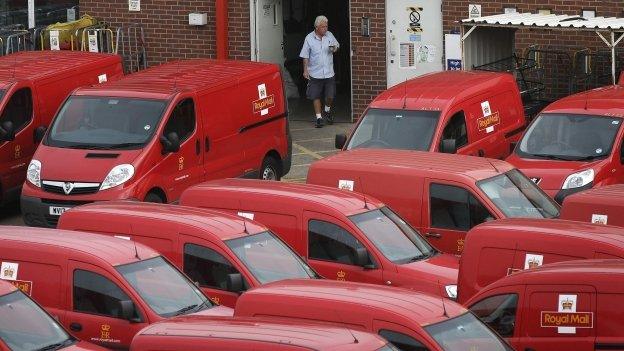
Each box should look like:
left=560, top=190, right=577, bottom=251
left=481, top=101, right=492, bottom=116
left=539, top=294, right=593, bottom=333
left=144, top=125, right=151, bottom=131
left=237, top=212, right=255, bottom=220
left=338, top=180, right=354, bottom=191
left=8, top=280, right=32, bottom=295
left=108, top=99, right=119, bottom=105
left=1, top=262, right=18, bottom=281
left=337, top=270, right=346, bottom=281
left=524, top=254, right=543, bottom=269
left=613, top=120, right=620, bottom=125
left=477, top=112, right=501, bottom=131
left=98, top=74, right=107, bottom=83
left=595, top=148, right=603, bottom=154
left=254, top=83, right=274, bottom=116
left=395, top=115, right=403, bottom=119
left=591, top=214, right=608, bottom=225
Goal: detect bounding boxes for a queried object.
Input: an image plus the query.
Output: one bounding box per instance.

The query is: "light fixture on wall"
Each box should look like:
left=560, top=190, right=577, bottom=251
left=503, top=7, right=517, bottom=14
left=581, top=9, right=596, bottom=18
left=538, top=8, right=552, bottom=15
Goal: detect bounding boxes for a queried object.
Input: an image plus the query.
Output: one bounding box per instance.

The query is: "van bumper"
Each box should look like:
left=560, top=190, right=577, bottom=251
left=21, top=195, right=91, bottom=228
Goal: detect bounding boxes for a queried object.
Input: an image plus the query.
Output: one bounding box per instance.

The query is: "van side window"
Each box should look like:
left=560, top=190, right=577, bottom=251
left=73, top=270, right=133, bottom=319
left=378, top=330, right=429, bottom=351
left=430, top=184, right=493, bottom=230
left=469, top=294, right=518, bottom=338
left=441, top=111, right=468, bottom=150
left=308, top=220, right=370, bottom=266
left=163, top=98, right=195, bottom=143
left=0, top=88, right=33, bottom=132
left=183, top=243, right=247, bottom=291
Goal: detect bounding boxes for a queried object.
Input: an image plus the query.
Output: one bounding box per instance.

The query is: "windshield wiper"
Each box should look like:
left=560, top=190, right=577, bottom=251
left=106, top=142, right=145, bottom=150
left=528, top=153, right=573, bottom=161
left=192, top=299, right=213, bottom=311
left=67, top=144, right=109, bottom=150
left=406, top=250, right=436, bottom=263
left=568, top=155, right=604, bottom=161
left=36, top=339, right=74, bottom=351
left=172, top=304, right=199, bottom=316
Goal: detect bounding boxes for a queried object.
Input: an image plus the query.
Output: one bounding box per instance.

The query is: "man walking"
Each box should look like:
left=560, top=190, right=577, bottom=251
left=300, top=15, right=339, bottom=128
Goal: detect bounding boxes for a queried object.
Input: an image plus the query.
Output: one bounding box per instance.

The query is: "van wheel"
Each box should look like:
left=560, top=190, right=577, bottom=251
left=144, top=192, right=164, bottom=203
left=260, top=157, right=281, bottom=181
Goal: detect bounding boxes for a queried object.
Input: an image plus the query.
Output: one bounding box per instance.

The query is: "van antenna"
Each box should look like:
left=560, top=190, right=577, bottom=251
left=133, top=240, right=141, bottom=260
left=357, top=176, right=370, bottom=210
left=584, top=92, right=589, bottom=110
left=402, top=77, right=408, bottom=109
left=332, top=310, right=359, bottom=344
left=437, top=280, right=450, bottom=318
left=238, top=199, right=250, bottom=235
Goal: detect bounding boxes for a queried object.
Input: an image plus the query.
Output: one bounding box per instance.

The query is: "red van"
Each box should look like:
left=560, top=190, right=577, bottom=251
left=307, top=149, right=560, bottom=255
left=335, top=71, right=526, bottom=159
left=58, top=201, right=319, bottom=308
left=458, top=218, right=624, bottom=304
left=0, top=51, right=123, bottom=206
left=131, top=316, right=394, bottom=351
left=234, top=279, right=514, bottom=351
left=0, top=280, right=106, bottom=351
left=180, top=179, right=460, bottom=299
left=0, top=226, right=232, bottom=350
left=21, top=59, right=292, bottom=227
left=466, top=259, right=624, bottom=351
left=506, top=84, right=624, bottom=203
left=559, top=184, right=624, bottom=227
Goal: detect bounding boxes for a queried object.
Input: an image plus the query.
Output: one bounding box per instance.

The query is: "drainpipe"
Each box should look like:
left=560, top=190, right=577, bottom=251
left=216, top=0, right=229, bottom=59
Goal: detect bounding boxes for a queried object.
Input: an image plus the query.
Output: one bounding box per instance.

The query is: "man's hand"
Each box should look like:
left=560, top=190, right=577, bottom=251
left=303, top=69, right=310, bottom=80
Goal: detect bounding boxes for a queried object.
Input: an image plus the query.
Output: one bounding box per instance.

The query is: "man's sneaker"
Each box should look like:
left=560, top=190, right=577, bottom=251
left=315, top=118, right=323, bottom=128
left=324, top=110, right=334, bottom=125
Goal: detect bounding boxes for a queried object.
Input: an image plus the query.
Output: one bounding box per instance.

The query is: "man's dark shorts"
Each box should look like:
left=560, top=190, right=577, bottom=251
left=306, top=76, right=336, bottom=100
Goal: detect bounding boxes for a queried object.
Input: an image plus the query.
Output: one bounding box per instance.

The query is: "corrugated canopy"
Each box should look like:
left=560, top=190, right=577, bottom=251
left=462, top=13, right=624, bottom=31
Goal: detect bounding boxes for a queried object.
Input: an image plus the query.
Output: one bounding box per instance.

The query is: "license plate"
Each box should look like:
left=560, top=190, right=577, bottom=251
left=49, top=206, right=71, bottom=216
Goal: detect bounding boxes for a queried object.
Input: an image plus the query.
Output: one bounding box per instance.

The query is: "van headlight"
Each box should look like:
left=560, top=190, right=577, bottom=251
left=26, top=160, right=41, bottom=188
left=445, top=285, right=458, bottom=299
left=100, top=164, right=135, bottom=191
left=562, top=169, right=594, bottom=189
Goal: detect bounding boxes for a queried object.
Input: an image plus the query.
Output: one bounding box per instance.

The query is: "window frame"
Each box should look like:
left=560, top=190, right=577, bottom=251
left=183, top=243, right=247, bottom=292
left=468, top=293, right=519, bottom=338
left=307, top=219, right=373, bottom=267
left=162, top=98, right=196, bottom=144
left=72, top=269, right=138, bottom=321
left=441, top=111, right=468, bottom=150
left=429, top=183, right=494, bottom=231
left=0, top=87, right=34, bottom=133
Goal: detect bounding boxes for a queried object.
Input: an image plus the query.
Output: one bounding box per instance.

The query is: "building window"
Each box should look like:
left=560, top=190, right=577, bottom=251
left=0, top=1, right=79, bottom=28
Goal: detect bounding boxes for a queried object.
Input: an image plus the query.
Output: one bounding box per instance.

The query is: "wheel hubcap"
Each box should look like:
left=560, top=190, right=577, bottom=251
left=262, top=166, right=276, bottom=180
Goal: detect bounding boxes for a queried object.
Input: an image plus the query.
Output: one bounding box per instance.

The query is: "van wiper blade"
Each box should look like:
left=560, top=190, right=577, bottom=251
left=568, top=155, right=604, bottom=161
left=68, top=144, right=108, bottom=150
left=106, top=142, right=145, bottom=149
left=172, top=304, right=199, bottom=316
left=36, top=339, right=74, bottom=351
left=528, top=153, right=573, bottom=161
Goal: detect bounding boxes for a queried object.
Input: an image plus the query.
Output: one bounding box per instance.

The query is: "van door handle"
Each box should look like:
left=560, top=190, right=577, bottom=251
left=525, top=349, right=535, bottom=351
left=204, top=137, right=210, bottom=152
left=195, top=139, right=200, bottom=155
left=425, top=232, right=442, bottom=239
left=70, top=322, right=82, bottom=332
left=478, top=149, right=485, bottom=157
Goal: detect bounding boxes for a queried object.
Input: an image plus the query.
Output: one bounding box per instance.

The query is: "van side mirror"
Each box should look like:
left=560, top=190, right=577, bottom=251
left=440, top=139, right=457, bottom=154
left=34, top=126, right=47, bottom=144
left=226, top=273, right=244, bottom=293
left=335, top=133, right=347, bottom=149
left=119, top=300, right=140, bottom=322
left=160, top=132, right=180, bottom=155
left=0, top=121, right=15, bottom=142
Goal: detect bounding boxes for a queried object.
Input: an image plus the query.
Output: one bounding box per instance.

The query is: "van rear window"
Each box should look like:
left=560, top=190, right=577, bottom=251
left=47, top=96, right=167, bottom=150
left=347, top=108, right=440, bottom=151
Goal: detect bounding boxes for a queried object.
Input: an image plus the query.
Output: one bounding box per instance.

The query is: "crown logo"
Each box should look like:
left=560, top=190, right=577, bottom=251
left=337, top=270, right=346, bottom=280
left=101, top=324, right=111, bottom=332
left=527, top=257, right=541, bottom=269
left=2, top=266, right=14, bottom=278
left=561, top=298, right=574, bottom=310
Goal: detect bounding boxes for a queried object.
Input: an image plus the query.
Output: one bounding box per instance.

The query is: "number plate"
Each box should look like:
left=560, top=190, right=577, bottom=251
left=49, top=206, right=71, bottom=216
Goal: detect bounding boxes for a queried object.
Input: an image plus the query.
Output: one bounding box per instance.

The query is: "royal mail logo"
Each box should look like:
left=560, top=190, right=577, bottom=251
left=527, top=257, right=541, bottom=269
left=541, top=312, right=593, bottom=328
left=252, top=95, right=275, bottom=114
left=0, top=262, right=18, bottom=281
left=9, top=280, right=32, bottom=296
left=477, top=112, right=501, bottom=131
left=2, top=266, right=14, bottom=279
left=337, top=270, right=346, bottom=281
left=561, top=298, right=574, bottom=310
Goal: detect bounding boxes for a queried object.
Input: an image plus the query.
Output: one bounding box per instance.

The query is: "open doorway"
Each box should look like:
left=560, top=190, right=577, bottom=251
left=253, top=0, right=352, bottom=123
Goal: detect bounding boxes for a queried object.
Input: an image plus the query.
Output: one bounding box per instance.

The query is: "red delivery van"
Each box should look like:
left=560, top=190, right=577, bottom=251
left=180, top=179, right=460, bottom=299
left=234, top=279, right=514, bottom=351
left=0, top=51, right=123, bottom=206
left=458, top=218, right=624, bottom=304
left=307, top=148, right=560, bottom=255
left=334, top=71, right=526, bottom=159
left=507, top=84, right=624, bottom=203
left=559, top=184, right=624, bottom=227
left=0, top=280, right=106, bottom=351
left=21, top=59, right=292, bottom=228
left=0, top=226, right=232, bottom=350
left=130, top=316, right=394, bottom=351
left=58, top=201, right=319, bottom=308
left=467, top=259, right=624, bottom=351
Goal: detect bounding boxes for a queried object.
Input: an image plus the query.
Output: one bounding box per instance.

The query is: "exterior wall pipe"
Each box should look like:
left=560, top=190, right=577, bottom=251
left=216, top=0, right=229, bottom=59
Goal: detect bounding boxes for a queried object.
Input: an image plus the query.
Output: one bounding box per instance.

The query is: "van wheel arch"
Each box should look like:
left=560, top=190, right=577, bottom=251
left=260, top=151, right=283, bottom=181
left=144, top=188, right=166, bottom=203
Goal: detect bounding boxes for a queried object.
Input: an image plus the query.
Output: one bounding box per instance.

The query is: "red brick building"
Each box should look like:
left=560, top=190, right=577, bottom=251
left=76, top=0, right=616, bottom=118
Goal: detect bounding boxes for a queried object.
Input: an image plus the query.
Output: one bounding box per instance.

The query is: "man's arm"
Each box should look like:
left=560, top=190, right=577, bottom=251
left=300, top=36, right=311, bottom=80
left=303, top=58, right=310, bottom=80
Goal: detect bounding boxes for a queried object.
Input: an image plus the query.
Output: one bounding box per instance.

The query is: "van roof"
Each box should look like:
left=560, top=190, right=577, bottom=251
left=0, top=51, right=119, bottom=88
left=183, top=179, right=383, bottom=216
left=471, top=218, right=624, bottom=246
left=64, top=201, right=266, bottom=240
left=139, top=316, right=384, bottom=349
left=75, top=59, right=279, bottom=100
left=0, top=226, right=158, bottom=266
left=241, top=279, right=466, bottom=325
left=370, top=71, right=517, bottom=111
left=543, top=85, right=624, bottom=116
left=0, top=280, right=17, bottom=296
left=487, top=259, right=624, bottom=293
left=311, top=149, right=513, bottom=182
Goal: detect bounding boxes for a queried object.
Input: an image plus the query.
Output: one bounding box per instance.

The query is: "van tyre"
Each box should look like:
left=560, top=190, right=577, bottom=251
left=144, top=192, right=164, bottom=203
left=260, top=157, right=281, bottom=181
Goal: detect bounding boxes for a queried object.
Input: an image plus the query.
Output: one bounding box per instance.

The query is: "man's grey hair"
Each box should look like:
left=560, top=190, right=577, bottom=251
left=314, top=15, right=328, bottom=28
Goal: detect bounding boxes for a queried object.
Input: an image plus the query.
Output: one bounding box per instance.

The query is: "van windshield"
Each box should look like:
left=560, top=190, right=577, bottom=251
left=0, top=290, right=75, bottom=351
left=116, top=256, right=212, bottom=317
left=46, top=96, right=167, bottom=150
left=346, top=108, right=440, bottom=151
left=226, top=231, right=319, bottom=284
left=424, top=312, right=514, bottom=351
left=478, top=169, right=560, bottom=218
left=349, top=207, right=436, bottom=264
left=517, top=113, right=622, bottom=161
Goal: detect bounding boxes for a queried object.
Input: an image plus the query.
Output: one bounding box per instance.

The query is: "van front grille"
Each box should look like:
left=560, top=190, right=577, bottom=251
left=42, top=180, right=100, bottom=196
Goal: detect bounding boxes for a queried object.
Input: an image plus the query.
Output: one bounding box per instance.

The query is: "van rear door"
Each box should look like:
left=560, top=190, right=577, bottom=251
left=520, top=285, right=596, bottom=351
